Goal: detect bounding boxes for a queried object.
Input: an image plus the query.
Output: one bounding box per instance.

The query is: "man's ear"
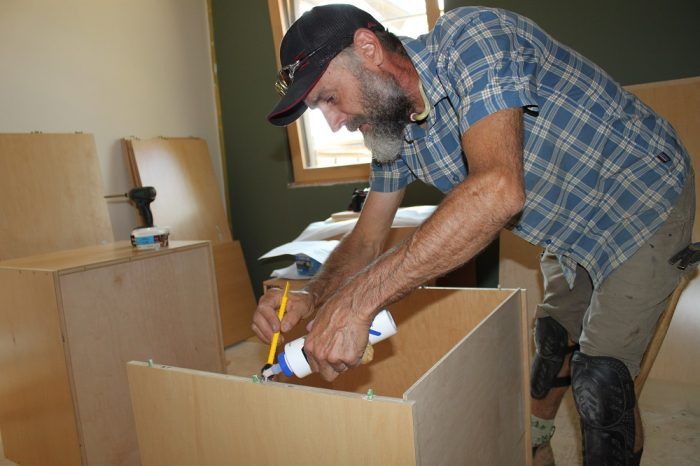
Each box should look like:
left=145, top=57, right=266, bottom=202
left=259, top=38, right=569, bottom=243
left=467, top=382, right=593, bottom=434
left=353, top=28, right=384, bottom=67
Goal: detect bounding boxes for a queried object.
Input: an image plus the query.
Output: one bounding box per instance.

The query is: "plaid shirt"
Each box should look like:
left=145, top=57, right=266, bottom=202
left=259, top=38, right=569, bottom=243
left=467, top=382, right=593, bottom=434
left=370, top=7, right=692, bottom=288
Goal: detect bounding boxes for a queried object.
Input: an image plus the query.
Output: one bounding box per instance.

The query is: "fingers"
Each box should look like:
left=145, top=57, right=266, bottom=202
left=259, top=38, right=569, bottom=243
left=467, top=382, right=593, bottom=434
left=252, top=288, right=314, bottom=343
left=306, top=354, right=341, bottom=382
left=251, top=289, right=282, bottom=343
left=280, top=291, right=313, bottom=333
left=304, top=340, right=364, bottom=382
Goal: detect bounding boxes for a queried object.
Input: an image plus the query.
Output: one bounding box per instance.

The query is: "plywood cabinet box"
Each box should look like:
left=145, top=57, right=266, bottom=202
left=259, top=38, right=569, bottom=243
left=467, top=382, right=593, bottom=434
left=0, top=241, right=225, bottom=466
left=128, top=287, right=531, bottom=466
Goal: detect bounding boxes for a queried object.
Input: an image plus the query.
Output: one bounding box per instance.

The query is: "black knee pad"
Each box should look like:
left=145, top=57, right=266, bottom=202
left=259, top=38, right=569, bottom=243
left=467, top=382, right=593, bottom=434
left=531, top=317, right=578, bottom=399
left=571, top=352, right=637, bottom=465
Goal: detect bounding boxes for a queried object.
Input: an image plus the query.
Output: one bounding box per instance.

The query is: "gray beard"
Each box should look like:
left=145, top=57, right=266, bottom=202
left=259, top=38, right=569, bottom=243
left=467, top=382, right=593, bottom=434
left=346, top=64, right=412, bottom=164
left=362, top=121, right=408, bottom=164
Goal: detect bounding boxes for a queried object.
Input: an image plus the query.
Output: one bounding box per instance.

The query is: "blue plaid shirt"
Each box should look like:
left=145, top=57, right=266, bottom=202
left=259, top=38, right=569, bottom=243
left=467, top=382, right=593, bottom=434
left=370, top=7, right=692, bottom=288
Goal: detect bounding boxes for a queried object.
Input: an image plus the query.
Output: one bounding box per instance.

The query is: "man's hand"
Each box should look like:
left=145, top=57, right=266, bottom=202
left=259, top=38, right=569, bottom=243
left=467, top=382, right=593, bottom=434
left=252, top=288, right=315, bottom=344
left=302, top=293, right=374, bottom=382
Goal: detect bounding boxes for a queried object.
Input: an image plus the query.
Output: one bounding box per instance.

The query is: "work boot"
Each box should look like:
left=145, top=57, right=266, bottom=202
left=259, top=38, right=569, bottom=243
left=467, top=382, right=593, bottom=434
left=532, top=441, right=555, bottom=466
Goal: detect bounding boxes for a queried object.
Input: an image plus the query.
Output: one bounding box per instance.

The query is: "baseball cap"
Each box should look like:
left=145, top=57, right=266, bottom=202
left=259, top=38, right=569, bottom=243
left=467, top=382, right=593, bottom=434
left=267, top=4, right=384, bottom=127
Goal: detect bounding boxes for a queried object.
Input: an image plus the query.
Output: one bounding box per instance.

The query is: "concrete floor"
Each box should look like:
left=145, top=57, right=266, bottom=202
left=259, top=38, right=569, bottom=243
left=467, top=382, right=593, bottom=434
left=1, top=376, right=698, bottom=465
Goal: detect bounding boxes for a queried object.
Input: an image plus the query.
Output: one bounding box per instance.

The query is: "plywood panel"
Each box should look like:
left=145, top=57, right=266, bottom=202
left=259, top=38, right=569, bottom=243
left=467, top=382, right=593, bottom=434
left=214, top=241, right=257, bottom=345
left=124, top=137, right=231, bottom=243
left=256, top=288, right=516, bottom=398
left=58, top=245, right=225, bottom=465
left=127, top=362, right=416, bottom=466
left=498, top=229, right=543, bottom=320
left=0, top=270, right=82, bottom=466
left=125, top=137, right=256, bottom=346
left=0, top=133, right=113, bottom=260
left=405, top=291, right=528, bottom=466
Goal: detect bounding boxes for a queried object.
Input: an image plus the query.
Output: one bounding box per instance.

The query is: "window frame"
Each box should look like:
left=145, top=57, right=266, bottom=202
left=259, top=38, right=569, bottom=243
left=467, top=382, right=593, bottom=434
left=266, top=0, right=442, bottom=186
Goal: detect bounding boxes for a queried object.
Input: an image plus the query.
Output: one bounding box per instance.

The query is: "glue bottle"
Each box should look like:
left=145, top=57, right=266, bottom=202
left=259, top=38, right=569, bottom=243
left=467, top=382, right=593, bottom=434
left=266, top=309, right=397, bottom=379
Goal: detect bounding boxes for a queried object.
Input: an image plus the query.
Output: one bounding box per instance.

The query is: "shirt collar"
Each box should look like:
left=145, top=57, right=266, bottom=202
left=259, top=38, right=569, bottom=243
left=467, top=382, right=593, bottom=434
left=399, top=35, right=445, bottom=109
left=399, top=35, right=446, bottom=142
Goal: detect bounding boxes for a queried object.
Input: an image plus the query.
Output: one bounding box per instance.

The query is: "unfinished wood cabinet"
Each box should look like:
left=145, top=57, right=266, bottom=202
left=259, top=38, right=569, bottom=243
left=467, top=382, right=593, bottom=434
left=128, top=287, right=531, bottom=466
left=0, top=241, right=225, bottom=466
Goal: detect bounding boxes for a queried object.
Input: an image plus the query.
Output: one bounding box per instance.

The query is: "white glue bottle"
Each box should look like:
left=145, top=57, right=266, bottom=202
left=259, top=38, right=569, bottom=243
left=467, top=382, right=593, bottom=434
left=270, top=309, right=397, bottom=379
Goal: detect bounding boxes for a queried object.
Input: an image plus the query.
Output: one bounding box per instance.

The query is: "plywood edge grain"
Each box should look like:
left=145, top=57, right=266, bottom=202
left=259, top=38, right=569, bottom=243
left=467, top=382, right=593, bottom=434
left=520, top=289, right=533, bottom=466
left=0, top=241, right=209, bottom=273
left=52, top=273, right=89, bottom=466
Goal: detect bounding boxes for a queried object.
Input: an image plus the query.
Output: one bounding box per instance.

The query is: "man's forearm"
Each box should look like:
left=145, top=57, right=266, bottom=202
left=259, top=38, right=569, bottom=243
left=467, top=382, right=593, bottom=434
left=344, top=172, right=523, bottom=317
left=338, top=109, right=526, bottom=319
left=303, top=229, right=384, bottom=307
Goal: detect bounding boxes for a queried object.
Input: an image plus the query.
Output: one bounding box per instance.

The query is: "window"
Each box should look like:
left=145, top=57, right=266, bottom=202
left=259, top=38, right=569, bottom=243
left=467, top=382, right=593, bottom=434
left=267, top=0, right=443, bottom=185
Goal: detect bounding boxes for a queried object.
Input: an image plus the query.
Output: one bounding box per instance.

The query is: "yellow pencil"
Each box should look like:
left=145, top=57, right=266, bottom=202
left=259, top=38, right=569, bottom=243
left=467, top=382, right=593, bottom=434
left=266, top=281, right=290, bottom=365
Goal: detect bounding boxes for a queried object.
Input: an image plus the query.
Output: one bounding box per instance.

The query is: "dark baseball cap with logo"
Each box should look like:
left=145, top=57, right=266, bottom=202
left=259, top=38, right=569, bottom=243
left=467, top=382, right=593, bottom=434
left=267, top=4, right=384, bottom=127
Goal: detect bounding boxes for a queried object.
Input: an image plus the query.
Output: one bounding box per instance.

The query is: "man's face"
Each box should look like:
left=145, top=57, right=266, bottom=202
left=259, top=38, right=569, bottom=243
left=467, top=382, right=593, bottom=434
left=346, top=60, right=413, bottom=163
left=305, top=51, right=412, bottom=163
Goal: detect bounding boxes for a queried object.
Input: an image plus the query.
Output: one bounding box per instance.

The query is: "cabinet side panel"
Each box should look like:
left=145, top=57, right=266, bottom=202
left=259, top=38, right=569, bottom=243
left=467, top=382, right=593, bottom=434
left=282, top=288, right=515, bottom=398
left=58, top=245, right=224, bottom=465
left=127, top=363, right=416, bottom=466
left=214, top=241, right=256, bottom=346
left=405, top=292, right=526, bottom=466
left=0, top=270, right=82, bottom=466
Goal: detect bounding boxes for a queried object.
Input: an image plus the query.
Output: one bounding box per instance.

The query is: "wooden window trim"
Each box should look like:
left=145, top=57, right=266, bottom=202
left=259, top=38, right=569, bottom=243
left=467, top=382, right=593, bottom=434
left=266, top=0, right=441, bottom=186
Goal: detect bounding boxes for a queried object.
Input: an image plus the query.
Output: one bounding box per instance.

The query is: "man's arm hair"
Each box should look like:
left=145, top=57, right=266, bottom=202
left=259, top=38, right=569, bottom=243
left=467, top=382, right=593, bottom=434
left=336, top=107, right=526, bottom=317
left=304, top=188, right=404, bottom=307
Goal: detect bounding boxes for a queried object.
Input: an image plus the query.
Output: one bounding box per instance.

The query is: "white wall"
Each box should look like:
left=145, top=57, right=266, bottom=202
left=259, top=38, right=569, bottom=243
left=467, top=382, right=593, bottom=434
left=0, top=0, right=224, bottom=240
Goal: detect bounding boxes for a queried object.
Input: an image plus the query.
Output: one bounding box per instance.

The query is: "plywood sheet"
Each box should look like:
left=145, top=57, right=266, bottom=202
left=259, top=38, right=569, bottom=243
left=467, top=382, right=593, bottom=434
left=124, top=137, right=256, bottom=346
left=0, top=270, right=82, bottom=466
left=58, top=244, right=225, bottom=465
left=213, top=241, right=258, bottom=345
left=0, top=133, right=113, bottom=260
left=127, top=362, right=416, bottom=466
left=123, top=137, right=231, bottom=243
left=404, top=290, right=528, bottom=466
left=498, top=229, right=543, bottom=320
left=257, top=288, right=516, bottom=399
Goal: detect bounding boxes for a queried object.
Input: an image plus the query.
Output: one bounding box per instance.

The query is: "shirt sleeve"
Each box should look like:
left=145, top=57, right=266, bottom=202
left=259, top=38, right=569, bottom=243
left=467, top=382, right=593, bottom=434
left=369, top=153, right=416, bottom=193
left=442, top=10, right=540, bottom=134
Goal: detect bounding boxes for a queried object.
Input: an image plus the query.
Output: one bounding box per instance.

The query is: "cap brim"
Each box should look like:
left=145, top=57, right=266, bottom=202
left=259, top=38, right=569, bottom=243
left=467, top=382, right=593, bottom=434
left=267, top=60, right=329, bottom=127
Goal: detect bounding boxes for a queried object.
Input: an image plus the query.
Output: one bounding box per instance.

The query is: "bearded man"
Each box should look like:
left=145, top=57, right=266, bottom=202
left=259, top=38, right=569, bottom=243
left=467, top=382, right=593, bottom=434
left=253, top=4, right=696, bottom=465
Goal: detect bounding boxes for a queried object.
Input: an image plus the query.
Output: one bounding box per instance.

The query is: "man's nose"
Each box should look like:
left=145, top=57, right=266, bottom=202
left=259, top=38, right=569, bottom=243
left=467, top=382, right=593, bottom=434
left=322, top=108, right=347, bottom=133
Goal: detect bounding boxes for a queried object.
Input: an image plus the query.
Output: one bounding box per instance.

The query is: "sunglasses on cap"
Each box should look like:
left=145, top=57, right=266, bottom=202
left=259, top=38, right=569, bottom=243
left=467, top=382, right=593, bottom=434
left=275, top=36, right=357, bottom=97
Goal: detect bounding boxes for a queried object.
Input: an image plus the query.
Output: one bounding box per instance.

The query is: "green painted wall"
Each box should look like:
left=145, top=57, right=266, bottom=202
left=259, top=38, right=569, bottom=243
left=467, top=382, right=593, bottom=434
left=445, top=0, right=700, bottom=85
left=211, top=1, right=699, bottom=296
